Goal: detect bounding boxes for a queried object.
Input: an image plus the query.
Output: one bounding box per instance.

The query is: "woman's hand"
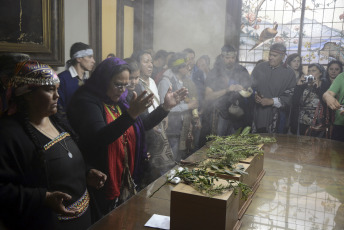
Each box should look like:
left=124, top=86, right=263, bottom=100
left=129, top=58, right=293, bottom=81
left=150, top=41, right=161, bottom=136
left=45, top=191, right=78, bottom=216
left=162, top=86, right=188, bottom=111
left=87, top=169, right=107, bottom=190
left=297, top=76, right=305, bottom=85
left=127, top=91, right=154, bottom=119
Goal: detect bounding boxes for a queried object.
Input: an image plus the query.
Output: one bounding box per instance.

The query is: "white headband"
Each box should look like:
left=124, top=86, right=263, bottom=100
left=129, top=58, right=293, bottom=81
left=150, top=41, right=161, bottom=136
left=72, top=49, right=93, bottom=59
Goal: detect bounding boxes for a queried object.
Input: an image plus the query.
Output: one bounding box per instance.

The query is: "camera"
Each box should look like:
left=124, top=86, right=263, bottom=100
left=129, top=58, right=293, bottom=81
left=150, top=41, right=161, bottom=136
left=304, top=75, right=314, bottom=83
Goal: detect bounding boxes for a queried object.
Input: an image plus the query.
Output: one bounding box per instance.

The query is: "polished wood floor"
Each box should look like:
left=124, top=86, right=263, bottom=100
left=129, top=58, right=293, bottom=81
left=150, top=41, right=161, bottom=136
left=90, top=134, right=344, bottom=230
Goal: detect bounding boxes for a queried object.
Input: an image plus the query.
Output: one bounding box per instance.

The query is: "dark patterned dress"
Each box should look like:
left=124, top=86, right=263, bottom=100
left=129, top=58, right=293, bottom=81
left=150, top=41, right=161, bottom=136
left=0, top=115, right=91, bottom=230
left=290, top=82, right=329, bottom=137
left=298, top=88, right=323, bottom=127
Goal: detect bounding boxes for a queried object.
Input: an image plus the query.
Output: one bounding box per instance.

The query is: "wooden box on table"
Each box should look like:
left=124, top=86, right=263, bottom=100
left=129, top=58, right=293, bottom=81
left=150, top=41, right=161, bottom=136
left=170, top=179, right=240, bottom=230
left=207, top=153, right=265, bottom=189
left=239, top=152, right=265, bottom=188
left=206, top=153, right=265, bottom=219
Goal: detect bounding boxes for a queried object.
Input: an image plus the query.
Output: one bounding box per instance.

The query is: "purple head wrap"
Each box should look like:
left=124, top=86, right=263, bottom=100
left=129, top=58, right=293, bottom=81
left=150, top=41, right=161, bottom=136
left=84, top=57, right=128, bottom=103
left=84, top=57, right=147, bottom=184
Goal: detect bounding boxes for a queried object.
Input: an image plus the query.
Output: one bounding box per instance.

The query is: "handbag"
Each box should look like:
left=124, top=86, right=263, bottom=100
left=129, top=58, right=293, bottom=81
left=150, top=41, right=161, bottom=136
left=118, top=136, right=137, bottom=204
left=228, top=100, right=244, bottom=118
left=305, top=101, right=332, bottom=138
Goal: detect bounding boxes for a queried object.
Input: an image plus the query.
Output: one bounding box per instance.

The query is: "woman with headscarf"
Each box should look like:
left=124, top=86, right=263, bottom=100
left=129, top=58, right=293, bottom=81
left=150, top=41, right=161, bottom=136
left=66, top=57, right=187, bottom=219
left=0, top=60, right=107, bottom=230
left=290, top=63, right=331, bottom=137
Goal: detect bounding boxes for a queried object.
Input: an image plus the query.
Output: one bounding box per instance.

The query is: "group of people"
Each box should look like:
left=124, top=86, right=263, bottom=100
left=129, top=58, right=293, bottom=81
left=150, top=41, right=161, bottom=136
left=0, top=47, right=187, bottom=229
left=0, top=41, right=343, bottom=229
left=192, top=43, right=344, bottom=143
left=285, top=53, right=344, bottom=140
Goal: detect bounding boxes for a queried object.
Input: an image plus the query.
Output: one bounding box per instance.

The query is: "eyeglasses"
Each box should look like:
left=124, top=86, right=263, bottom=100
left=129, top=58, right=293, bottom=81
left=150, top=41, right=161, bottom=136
left=113, top=83, right=129, bottom=90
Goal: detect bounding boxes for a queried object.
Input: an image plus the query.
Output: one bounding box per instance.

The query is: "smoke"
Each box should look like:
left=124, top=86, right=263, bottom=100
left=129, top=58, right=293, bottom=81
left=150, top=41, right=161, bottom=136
left=154, top=0, right=227, bottom=67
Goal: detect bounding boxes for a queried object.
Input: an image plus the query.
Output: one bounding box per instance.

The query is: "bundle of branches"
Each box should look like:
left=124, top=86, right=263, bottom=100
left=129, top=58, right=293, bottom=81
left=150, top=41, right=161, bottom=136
left=205, top=127, right=275, bottom=159
left=149, top=167, right=251, bottom=199
left=196, top=127, right=276, bottom=173
left=150, top=128, right=275, bottom=198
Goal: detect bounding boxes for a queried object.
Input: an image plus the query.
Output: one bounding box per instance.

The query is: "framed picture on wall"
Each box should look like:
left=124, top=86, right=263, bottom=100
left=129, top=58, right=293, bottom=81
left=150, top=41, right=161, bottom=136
left=0, top=0, right=64, bottom=67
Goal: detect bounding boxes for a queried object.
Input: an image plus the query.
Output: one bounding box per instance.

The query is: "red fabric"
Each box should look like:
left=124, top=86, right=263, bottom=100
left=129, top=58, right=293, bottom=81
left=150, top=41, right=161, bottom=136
left=104, top=105, right=136, bottom=200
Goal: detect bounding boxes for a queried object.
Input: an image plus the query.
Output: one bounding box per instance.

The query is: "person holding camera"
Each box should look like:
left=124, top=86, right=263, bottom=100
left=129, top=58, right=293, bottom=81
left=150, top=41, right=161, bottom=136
left=290, top=63, right=331, bottom=137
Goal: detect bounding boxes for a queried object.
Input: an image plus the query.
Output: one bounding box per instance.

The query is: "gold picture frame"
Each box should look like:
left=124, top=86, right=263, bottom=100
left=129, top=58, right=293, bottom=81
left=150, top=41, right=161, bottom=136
left=0, top=0, right=64, bottom=67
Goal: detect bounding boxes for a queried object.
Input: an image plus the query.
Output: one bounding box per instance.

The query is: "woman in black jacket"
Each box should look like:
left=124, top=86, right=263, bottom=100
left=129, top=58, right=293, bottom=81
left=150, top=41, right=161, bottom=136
left=290, top=63, right=331, bottom=137
left=0, top=60, right=106, bottom=230
left=67, top=57, right=187, bottom=219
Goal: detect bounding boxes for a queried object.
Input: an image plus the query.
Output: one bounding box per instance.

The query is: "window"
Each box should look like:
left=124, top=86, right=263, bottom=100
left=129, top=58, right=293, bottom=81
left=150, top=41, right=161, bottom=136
left=240, top=0, right=344, bottom=72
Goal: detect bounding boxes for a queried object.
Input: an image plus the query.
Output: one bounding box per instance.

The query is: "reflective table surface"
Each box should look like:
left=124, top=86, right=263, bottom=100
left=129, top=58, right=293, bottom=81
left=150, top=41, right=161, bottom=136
left=89, top=135, right=344, bottom=230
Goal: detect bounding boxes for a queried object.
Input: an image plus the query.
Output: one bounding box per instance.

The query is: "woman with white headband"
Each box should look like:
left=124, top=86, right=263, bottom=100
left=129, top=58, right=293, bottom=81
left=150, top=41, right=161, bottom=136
left=58, top=42, right=96, bottom=111
left=0, top=60, right=106, bottom=229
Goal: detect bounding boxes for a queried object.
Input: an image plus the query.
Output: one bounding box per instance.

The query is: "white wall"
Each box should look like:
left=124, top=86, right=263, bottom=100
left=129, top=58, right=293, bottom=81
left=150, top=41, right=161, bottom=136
left=55, top=0, right=89, bottom=73
left=153, top=0, right=226, bottom=66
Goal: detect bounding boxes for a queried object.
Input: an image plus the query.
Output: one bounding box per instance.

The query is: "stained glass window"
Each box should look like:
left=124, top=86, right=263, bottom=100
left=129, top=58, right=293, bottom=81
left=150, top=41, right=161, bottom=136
left=240, top=0, right=344, bottom=72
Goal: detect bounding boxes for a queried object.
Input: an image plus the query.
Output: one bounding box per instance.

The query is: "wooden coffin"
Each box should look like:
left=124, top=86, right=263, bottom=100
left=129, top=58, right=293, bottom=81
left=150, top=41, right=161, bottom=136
left=170, top=179, right=240, bottom=230
left=206, top=153, right=265, bottom=219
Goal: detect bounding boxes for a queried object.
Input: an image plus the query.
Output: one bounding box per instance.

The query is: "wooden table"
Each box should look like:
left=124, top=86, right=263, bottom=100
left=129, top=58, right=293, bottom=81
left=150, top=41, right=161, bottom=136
left=89, top=135, right=344, bottom=230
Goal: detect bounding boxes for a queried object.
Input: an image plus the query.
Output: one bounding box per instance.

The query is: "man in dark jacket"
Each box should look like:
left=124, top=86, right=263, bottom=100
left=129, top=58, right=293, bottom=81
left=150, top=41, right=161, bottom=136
left=252, top=43, right=296, bottom=133
left=199, top=45, right=252, bottom=147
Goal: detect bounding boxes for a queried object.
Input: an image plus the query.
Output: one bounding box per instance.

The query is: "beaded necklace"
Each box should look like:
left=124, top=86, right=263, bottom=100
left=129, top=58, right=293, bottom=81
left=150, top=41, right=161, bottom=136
left=30, top=120, right=73, bottom=158
left=104, top=104, right=128, bottom=144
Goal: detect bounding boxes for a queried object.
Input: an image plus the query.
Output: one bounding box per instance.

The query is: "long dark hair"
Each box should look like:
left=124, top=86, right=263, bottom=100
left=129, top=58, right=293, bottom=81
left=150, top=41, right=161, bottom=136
left=308, top=63, right=326, bottom=80
left=326, top=60, right=343, bottom=79
left=285, top=53, right=304, bottom=76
